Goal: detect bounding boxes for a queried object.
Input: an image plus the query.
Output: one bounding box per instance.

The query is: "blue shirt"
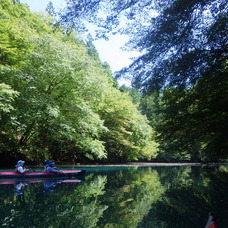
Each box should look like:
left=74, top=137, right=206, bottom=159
left=45, top=166, right=61, bottom=173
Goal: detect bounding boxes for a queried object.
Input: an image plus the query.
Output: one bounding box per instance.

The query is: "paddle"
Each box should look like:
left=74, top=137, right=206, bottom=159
left=25, top=167, right=35, bottom=172
left=29, top=168, right=36, bottom=172
left=54, top=167, right=64, bottom=174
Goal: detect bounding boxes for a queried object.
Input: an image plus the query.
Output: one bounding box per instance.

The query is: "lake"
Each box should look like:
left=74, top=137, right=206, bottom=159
left=0, top=165, right=227, bottom=227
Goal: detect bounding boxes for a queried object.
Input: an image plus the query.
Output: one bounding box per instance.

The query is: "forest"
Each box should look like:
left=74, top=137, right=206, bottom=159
left=0, top=0, right=227, bottom=166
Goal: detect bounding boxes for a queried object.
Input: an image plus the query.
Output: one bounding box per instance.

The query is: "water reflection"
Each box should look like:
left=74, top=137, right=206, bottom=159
left=43, top=181, right=62, bottom=193
left=0, top=166, right=227, bottom=227
left=14, top=182, right=28, bottom=196
left=0, top=178, right=84, bottom=196
left=97, top=168, right=164, bottom=228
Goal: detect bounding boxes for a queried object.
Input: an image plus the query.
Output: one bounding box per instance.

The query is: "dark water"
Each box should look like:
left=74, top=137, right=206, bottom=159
left=0, top=165, right=227, bottom=228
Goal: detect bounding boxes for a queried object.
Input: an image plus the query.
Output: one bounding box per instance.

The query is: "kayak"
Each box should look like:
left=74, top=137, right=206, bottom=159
left=0, top=170, right=86, bottom=178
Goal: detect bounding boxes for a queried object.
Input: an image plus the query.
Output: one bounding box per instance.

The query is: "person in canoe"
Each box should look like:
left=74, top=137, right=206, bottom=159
left=15, top=160, right=31, bottom=174
left=44, top=160, right=63, bottom=173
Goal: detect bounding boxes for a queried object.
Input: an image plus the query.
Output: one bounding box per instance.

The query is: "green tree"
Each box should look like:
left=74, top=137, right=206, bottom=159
left=0, top=83, right=18, bottom=113
left=61, top=0, right=228, bottom=161
left=0, top=0, right=52, bottom=66
left=0, top=0, right=158, bottom=164
left=156, top=58, right=228, bottom=162
left=99, top=88, right=158, bottom=162
left=45, top=1, right=56, bottom=16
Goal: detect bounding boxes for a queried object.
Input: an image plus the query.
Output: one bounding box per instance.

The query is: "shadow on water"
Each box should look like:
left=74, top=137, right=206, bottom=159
left=0, top=165, right=227, bottom=227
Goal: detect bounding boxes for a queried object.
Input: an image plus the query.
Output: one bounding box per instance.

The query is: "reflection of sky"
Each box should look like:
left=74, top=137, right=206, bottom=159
left=20, top=0, right=136, bottom=86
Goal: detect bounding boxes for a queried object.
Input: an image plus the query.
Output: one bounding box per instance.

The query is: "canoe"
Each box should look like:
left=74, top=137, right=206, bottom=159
left=205, top=212, right=219, bottom=228
left=0, top=170, right=86, bottom=178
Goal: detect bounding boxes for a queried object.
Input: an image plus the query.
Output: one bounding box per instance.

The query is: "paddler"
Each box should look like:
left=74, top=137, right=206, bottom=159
left=15, top=160, right=30, bottom=174
left=44, top=160, right=63, bottom=173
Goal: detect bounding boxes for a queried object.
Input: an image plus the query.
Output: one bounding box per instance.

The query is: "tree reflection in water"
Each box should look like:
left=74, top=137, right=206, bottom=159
left=0, top=166, right=227, bottom=227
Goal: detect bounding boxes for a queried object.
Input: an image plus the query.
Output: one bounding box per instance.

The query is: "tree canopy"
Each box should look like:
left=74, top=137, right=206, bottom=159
left=0, top=0, right=158, bottom=165
left=61, top=0, right=228, bottom=162
left=0, top=0, right=227, bottom=163
left=61, top=0, right=227, bottom=88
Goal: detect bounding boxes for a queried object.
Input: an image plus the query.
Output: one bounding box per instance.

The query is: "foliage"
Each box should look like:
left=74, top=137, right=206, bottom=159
left=61, top=0, right=228, bottom=161
left=0, top=83, right=19, bottom=113
left=0, top=0, right=52, bottom=66
left=99, top=88, right=158, bottom=162
left=154, top=58, right=228, bottom=162
left=0, top=0, right=157, bottom=164
left=119, top=85, right=141, bottom=105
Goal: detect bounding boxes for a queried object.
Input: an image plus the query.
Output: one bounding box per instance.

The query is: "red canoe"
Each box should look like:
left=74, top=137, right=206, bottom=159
left=0, top=170, right=86, bottom=178
left=205, top=212, right=219, bottom=228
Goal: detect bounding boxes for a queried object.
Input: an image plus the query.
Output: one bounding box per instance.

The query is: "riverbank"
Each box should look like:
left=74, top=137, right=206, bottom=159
left=3, top=162, right=226, bottom=170
left=72, top=162, right=228, bottom=167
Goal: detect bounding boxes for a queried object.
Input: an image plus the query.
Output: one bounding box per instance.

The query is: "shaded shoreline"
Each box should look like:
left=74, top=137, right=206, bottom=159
left=1, top=162, right=227, bottom=170
left=69, top=162, right=228, bottom=167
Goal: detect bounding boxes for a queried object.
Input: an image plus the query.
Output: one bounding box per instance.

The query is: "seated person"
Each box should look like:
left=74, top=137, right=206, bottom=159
left=45, top=160, right=62, bottom=173
left=15, top=160, right=30, bottom=174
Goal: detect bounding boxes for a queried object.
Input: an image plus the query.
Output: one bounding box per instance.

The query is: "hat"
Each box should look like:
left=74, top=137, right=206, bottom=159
left=15, top=160, right=25, bottom=167
left=46, top=160, right=55, bottom=166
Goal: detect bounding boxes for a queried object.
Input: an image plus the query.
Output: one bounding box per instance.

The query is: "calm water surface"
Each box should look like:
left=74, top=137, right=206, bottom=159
left=0, top=165, right=227, bottom=228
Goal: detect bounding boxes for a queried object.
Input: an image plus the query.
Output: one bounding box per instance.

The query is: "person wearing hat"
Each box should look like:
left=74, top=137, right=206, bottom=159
left=44, top=160, right=62, bottom=173
left=15, top=160, right=30, bottom=174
